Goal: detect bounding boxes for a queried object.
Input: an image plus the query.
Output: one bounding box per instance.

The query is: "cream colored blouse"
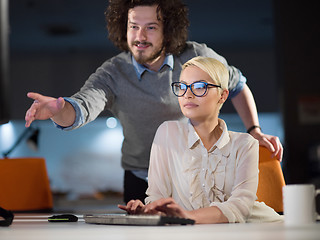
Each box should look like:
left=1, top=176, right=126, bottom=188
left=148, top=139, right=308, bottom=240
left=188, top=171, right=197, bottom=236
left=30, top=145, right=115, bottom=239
left=145, top=119, right=282, bottom=223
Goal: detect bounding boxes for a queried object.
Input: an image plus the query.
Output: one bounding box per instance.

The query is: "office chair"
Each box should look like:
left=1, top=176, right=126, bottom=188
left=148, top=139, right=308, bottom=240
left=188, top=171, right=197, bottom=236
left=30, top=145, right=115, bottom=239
left=256, top=146, right=285, bottom=213
left=0, top=157, right=53, bottom=212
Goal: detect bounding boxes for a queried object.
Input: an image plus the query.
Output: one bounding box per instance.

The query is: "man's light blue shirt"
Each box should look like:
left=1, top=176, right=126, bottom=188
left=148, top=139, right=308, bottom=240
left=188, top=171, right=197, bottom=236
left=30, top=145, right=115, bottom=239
left=132, top=54, right=174, bottom=80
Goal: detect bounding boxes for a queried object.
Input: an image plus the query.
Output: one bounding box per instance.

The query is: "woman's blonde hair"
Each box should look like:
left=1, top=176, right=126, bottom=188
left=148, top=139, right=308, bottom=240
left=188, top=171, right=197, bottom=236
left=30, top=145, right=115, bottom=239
left=182, top=56, right=229, bottom=91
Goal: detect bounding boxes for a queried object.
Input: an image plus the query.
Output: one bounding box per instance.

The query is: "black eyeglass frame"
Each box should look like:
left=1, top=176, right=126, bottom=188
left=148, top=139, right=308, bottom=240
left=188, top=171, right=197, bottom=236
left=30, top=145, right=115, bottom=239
left=171, top=81, right=221, bottom=97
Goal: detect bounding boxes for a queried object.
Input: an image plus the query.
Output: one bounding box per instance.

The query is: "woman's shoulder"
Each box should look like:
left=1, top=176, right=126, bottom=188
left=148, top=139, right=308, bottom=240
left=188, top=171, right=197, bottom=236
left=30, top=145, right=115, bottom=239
left=158, top=119, right=188, bottom=133
left=226, top=131, right=259, bottom=167
left=228, top=131, right=259, bottom=149
left=154, top=120, right=188, bottom=141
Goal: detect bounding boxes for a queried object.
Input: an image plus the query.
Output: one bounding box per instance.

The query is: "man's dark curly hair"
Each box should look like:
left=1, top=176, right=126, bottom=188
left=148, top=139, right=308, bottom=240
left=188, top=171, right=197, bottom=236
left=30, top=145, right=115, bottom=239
left=105, top=0, right=189, bottom=55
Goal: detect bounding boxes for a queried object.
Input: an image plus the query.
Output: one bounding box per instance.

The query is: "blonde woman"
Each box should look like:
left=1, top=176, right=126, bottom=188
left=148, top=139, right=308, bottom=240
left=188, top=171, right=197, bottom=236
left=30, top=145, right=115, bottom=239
left=119, top=57, right=282, bottom=224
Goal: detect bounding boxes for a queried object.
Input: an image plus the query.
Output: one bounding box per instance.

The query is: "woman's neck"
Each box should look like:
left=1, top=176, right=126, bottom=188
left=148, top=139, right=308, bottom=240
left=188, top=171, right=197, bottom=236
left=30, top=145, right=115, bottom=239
left=191, top=118, right=222, bottom=151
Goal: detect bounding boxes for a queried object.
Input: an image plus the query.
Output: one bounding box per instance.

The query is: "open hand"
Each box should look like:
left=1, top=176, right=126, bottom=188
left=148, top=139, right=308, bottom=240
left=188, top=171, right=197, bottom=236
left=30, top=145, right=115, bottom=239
left=25, top=92, right=65, bottom=127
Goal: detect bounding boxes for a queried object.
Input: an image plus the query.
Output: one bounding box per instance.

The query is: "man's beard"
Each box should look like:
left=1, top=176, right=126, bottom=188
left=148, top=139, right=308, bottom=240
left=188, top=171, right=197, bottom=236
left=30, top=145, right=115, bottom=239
left=130, top=41, right=164, bottom=66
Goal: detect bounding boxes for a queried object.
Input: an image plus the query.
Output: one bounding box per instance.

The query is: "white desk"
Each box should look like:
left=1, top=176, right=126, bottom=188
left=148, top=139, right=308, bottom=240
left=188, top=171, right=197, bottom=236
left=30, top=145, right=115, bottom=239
left=1, top=214, right=320, bottom=240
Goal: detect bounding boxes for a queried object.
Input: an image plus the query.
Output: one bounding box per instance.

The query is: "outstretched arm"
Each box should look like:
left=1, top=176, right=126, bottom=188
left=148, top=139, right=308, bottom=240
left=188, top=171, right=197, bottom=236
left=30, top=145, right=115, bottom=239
left=231, top=84, right=283, bottom=160
left=25, top=92, right=76, bottom=128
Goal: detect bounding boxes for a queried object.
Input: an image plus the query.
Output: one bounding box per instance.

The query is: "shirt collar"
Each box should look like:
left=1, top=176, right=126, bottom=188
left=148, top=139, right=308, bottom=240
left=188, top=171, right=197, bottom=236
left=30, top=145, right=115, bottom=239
left=132, top=54, right=174, bottom=80
left=187, top=118, right=231, bottom=157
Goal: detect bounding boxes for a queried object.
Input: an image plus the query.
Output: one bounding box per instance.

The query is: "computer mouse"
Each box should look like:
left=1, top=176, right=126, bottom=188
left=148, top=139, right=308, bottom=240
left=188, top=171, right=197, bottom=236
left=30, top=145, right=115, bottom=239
left=48, top=214, right=78, bottom=222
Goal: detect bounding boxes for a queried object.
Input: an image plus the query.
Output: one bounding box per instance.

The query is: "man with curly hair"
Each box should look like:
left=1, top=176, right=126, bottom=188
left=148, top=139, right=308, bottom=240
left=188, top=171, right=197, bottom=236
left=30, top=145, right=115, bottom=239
left=25, top=0, right=283, bottom=203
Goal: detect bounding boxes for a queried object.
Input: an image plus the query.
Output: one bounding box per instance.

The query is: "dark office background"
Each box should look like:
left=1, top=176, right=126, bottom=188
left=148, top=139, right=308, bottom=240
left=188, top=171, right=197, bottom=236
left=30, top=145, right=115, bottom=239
left=7, top=0, right=278, bottom=118
left=1, top=1, right=320, bottom=193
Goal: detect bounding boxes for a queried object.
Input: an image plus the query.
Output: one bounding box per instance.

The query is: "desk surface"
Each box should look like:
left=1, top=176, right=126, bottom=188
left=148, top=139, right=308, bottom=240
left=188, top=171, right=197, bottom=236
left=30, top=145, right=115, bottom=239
left=2, top=214, right=320, bottom=240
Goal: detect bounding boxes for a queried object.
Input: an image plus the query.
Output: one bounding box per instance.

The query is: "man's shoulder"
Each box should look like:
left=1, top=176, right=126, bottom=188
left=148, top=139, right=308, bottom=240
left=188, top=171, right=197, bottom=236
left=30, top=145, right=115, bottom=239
left=102, top=51, right=131, bottom=67
left=185, top=41, right=208, bottom=48
left=183, top=41, right=211, bottom=54
left=96, top=52, right=130, bottom=72
left=176, top=41, right=217, bottom=63
left=178, top=41, right=230, bottom=71
left=95, top=51, right=135, bottom=78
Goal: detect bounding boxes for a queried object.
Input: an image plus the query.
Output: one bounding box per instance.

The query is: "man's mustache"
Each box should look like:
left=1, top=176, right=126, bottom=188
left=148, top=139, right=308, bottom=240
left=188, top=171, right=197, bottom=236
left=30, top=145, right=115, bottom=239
left=132, top=41, right=152, bottom=47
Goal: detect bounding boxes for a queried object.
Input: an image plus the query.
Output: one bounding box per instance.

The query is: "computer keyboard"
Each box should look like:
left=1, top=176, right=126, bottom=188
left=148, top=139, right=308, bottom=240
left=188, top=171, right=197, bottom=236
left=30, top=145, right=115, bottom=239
left=84, top=213, right=195, bottom=226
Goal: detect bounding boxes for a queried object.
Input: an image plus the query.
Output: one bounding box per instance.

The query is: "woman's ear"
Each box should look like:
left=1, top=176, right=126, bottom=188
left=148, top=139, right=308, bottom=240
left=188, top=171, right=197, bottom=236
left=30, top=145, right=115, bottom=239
left=219, top=89, right=229, bottom=103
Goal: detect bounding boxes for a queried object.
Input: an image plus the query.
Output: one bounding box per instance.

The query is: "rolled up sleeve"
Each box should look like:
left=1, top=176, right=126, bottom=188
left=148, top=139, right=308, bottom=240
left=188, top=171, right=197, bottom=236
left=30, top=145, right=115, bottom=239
left=228, top=68, right=247, bottom=99
left=52, top=97, right=84, bottom=131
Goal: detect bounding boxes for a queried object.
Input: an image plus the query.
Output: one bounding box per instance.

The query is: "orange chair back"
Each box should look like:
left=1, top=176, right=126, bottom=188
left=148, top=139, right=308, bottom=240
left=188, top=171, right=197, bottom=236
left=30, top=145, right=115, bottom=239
left=0, top=157, right=53, bottom=212
left=256, top=146, right=285, bottom=213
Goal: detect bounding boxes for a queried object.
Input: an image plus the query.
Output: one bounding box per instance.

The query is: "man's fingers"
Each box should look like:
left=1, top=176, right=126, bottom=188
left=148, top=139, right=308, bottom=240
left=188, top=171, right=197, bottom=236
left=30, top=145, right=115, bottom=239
left=24, top=103, right=38, bottom=127
left=56, top=97, right=65, bottom=110
left=27, top=92, right=42, bottom=101
left=270, top=137, right=283, bottom=161
left=25, top=116, right=33, bottom=127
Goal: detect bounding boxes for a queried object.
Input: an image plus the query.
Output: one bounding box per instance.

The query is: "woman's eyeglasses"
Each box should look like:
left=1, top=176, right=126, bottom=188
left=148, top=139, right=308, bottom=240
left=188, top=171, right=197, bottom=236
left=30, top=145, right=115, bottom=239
left=171, top=81, right=221, bottom=97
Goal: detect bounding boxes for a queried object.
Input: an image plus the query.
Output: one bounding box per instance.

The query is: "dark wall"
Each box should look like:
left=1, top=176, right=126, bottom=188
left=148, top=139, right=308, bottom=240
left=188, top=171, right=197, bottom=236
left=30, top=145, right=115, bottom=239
left=274, top=1, right=320, bottom=184
left=8, top=0, right=278, bottom=119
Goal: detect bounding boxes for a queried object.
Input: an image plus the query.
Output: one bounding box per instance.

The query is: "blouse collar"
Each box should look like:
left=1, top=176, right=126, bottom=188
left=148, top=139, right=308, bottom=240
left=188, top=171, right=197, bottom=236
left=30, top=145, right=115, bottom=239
left=187, top=118, right=231, bottom=157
